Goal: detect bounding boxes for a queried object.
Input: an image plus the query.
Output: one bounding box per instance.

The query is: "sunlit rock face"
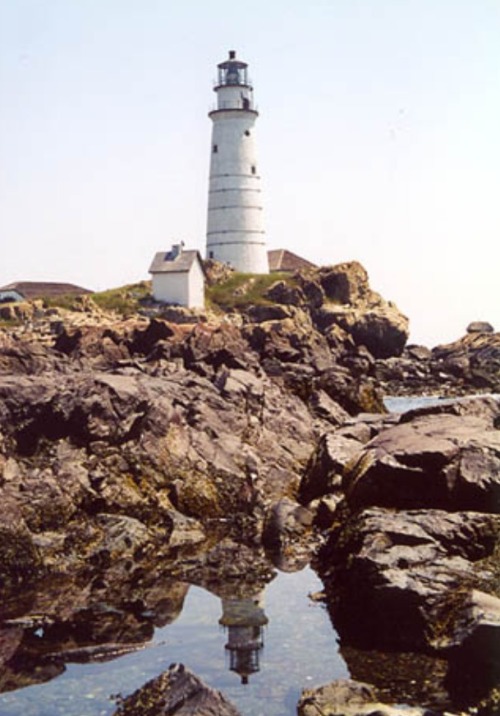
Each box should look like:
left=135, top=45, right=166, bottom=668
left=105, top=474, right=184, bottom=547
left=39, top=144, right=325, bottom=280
left=0, top=259, right=409, bottom=600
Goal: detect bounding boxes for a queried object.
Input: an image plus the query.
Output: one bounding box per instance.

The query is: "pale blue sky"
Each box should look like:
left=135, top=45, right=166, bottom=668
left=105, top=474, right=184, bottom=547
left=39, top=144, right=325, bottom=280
left=1, top=0, right=499, bottom=346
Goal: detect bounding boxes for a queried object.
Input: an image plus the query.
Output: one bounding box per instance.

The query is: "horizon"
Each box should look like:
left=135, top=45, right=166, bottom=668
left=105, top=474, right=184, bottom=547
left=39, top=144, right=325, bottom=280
left=1, top=0, right=499, bottom=348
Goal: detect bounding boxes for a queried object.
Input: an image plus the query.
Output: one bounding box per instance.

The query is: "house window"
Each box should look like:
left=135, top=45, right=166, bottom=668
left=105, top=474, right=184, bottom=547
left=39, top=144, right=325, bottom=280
left=209, top=251, right=214, bottom=259
left=213, top=145, right=218, bottom=153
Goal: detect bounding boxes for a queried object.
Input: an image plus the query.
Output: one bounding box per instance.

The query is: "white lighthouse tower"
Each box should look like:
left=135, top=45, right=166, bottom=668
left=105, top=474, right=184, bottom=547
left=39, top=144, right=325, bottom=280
left=206, top=51, right=269, bottom=274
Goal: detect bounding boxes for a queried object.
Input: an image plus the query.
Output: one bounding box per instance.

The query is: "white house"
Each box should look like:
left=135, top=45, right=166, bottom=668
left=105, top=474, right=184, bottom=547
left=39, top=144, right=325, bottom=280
left=148, top=244, right=205, bottom=309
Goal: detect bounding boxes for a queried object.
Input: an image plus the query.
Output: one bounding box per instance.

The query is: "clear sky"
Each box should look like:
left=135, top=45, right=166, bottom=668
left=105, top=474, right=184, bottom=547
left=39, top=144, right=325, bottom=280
left=1, top=0, right=499, bottom=347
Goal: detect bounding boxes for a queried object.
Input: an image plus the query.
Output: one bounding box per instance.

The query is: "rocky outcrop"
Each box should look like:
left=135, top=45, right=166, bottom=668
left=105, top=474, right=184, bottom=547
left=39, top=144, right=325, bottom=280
left=311, top=396, right=500, bottom=712
left=312, top=263, right=409, bottom=358
left=375, top=332, right=500, bottom=396
left=298, top=678, right=437, bottom=716
left=319, top=506, right=499, bottom=651
left=2, top=261, right=498, bottom=713
left=113, top=663, right=241, bottom=715
left=3, top=279, right=399, bottom=596
left=344, top=398, right=500, bottom=513
left=0, top=358, right=321, bottom=587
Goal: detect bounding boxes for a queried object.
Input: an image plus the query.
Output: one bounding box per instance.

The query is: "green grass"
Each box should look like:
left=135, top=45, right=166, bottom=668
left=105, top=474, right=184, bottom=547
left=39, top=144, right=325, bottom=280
left=41, top=294, right=83, bottom=311
left=41, top=281, right=152, bottom=316
left=206, top=271, right=294, bottom=311
left=32, top=271, right=295, bottom=318
left=91, top=281, right=151, bottom=315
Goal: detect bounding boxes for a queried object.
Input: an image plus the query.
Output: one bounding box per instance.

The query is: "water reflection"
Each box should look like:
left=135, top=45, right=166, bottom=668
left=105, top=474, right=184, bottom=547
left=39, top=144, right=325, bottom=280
left=220, top=594, right=268, bottom=684
left=0, top=541, right=345, bottom=716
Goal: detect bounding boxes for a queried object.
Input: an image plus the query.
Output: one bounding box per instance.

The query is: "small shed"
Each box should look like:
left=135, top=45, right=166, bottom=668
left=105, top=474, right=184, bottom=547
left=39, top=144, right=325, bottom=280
left=149, top=244, right=205, bottom=309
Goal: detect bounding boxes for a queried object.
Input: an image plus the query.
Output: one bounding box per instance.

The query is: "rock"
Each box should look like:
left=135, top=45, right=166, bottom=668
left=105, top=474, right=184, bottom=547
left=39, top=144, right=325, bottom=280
left=264, top=280, right=304, bottom=306
left=299, top=433, right=362, bottom=505
left=311, top=263, right=409, bottom=358
left=308, top=390, right=351, bottom=426
left=339, top=645, right=451, bottom=710
left=376, top=332, right=500, bottom=396
left=262, top=498, right=314, bottom=551
left=317, top=506, right=500, bottom=651
left=467, top=321, right=494, bottom=334
left=312, top=494, right=344, bottom=529
left=182, top=322, right=255, bottom=375
left=298, top=678, right=436, bottom=716
left=202, top=258, right=234, bottom=286
left=173, top=539, right=275, bottom=596
left=155, top=306, right=207, bottom=324
left=344, top=398, right=500, bottom=513
left=405, top=344, right=432, bottom=361
left=113, top=663, right=242, bottom=715
left=318, top=367, right=386, bottom=415
left=318, top=262, right=372, bottom=304
left=245, top=304, right=294, bottom=322
left=296, top=273, right=325, bottom=309
left=244, top=311, right=332, bottom=369
left=433, top=333, right=500, bottom=389
left=0, top=519, right=44, bottom=593
left=315, top=304, right=409, bottom=359
left=445, top=589, right=500, bottom=709
left=129, top=318, right=176, bottom=354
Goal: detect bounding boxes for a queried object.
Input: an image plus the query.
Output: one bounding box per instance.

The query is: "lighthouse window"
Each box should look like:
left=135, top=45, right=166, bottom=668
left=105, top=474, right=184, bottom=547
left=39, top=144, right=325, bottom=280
left=244, top=130, right=250, bottom=136
left=213, top=144, right=218, bottom=153
left=251, top=165, right=256, bottom=174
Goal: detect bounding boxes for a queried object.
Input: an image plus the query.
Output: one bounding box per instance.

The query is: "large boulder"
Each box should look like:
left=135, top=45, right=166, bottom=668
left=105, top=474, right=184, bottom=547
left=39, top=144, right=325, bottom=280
left=318, top=262, right=372, bottom=304
left=467, top=321, right=494, bottom=334
left=344, top=398, right=500, bottom=513
left=317, top=506, right=500, bottom=651
left=299, top=433, right=363, bottom=505
left=311, top=262, right=409, bottom=358
left=444, top=589, right=500, bottom=709
left=315, top=304, right=409, bottom=359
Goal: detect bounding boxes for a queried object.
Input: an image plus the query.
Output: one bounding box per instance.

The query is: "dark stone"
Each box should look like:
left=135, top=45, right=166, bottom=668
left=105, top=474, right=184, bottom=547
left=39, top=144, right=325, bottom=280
left=317, top=506, right=500, bottom=651
left=264, top=280, right=304, bottom=306
left=245, top=304, right=294, bottom=322
left=262, top=498, right=314, bottom=551
left=299, top=433, right=362, bottom=505
left=112, top=663, right=241, bottom=715
left=298, top=677, right=439, bottom=716
left=344, top=400, right=500, bottom=513
left=467, top=321, right=494, bottom=334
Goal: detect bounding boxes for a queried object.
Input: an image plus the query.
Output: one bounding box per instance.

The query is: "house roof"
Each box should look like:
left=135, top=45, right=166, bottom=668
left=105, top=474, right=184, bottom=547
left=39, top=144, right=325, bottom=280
left=149, top=250, right=202, bottom=274
left=267, top=249, right=317, bottom=273
left=0, top=281, right=92, bottom=299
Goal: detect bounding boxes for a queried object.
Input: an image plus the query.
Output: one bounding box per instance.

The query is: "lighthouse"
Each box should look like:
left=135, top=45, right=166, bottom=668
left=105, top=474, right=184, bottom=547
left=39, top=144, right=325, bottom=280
left=206, top=51, right=269, bottom=274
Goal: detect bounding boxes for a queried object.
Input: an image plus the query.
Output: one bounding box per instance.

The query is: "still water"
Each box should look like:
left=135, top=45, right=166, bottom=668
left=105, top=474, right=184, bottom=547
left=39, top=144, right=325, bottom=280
left=0, top=567, right=348, bottom=716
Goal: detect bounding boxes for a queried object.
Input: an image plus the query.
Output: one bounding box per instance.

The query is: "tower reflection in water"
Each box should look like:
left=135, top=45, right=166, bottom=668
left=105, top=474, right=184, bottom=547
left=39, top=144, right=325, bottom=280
left=219, top=594, right=268, bottom=684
